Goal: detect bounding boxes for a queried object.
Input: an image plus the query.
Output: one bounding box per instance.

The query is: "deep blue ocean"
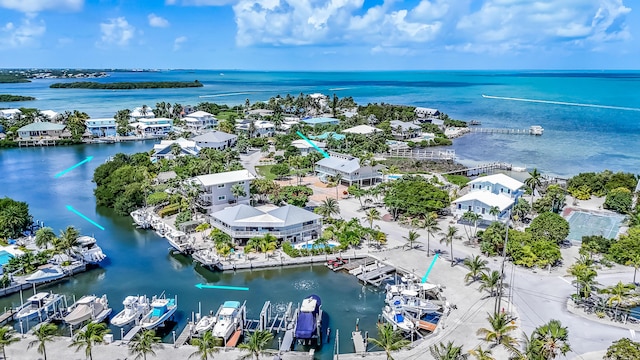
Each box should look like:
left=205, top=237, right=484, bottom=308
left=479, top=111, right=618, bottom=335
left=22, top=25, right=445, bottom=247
left=1, top=70, right=639, bottom=176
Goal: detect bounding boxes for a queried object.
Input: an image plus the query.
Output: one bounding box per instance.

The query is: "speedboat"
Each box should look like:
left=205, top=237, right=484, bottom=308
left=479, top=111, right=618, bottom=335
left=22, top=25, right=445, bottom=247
left=140, top=296, right=177, bottom=330
left=294, top=295, right=323, bottom=345
left=73, top=236, right=107, bottom=264
left=25, top=265, right=65, bottom=284
left=130, top=210, right=151, bottom=229
left=382, top=301, right=415, bottom=333
left=212, top=301, right=245, bottom=341
left=16, top=292, right=65, bottom=320
left=194, top=311, right=217, bottom=334
left=64, top=294, right=112, bottom=326
left=111, top=295, right=150, bottom=327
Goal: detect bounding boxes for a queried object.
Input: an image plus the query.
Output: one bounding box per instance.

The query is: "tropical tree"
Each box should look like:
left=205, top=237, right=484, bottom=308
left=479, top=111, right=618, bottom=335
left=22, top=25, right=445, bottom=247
left=476, top=312, right=519, bottom=351
left=568, top=261, right=598, bottom=299
left=245, top=234, right=278, bottom=259
left=363, top=208, right=381, bottom=230
left=331, top=173, right=343, bottom=199
left=462, top=211, right=482, bottom=241
left=35, top=226, right=56, bottom=249
left=238, top=329, right=274, bottom=360
left=463, top=255, right=489, bottom=283
left=69, top=322, right=111, bottom=360
left=129, top=329, right=162, bottom=360
left=600, top=281, right=636, bottom=307
left=316, top=198, right=340, bottom=220
left=605, top=338, right=640, bottom=360
left=189, top=331, right=221, bottom=360
left=28, top=323, right=58, bottom=360
left=489, top=206, right=500, bottom=222
left=230, top=183, right=247, bottom=203
left=531, top=320, right=571, bottom=360
left=368, top=323, right=411, bottom=360
left=441, top=226, right=461, bottom=266
left=422, top=213, right=441, bottom=255
left=54, top=225, right=81, bottom=256
left=525, top=168, right=543, bottom=206
left=0, top=325, right=19, bottom=360
left=403, top=230, right=420, bottom=250
left=468, top=345, right=495, bottom=360
left=429, top=341, right=469, bottom=360
left=479, top=270, right=505, bottom=298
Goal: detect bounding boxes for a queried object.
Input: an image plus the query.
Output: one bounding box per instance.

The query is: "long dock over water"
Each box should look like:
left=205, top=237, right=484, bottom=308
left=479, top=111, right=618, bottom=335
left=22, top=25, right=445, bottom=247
left=470, top=125, right=544, bottom=135
left=381, top=149, right=456, bottom=160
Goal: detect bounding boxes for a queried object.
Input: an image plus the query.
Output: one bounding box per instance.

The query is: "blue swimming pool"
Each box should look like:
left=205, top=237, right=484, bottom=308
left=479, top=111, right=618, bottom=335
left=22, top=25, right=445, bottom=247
left=0, top=250, right=14, bottom=266
left=299, top=243, right=337, bottom=250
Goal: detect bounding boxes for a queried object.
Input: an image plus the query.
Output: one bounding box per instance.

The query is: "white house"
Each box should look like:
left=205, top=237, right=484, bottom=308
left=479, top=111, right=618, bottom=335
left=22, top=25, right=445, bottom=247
left=301, top=117, right=339, bottom=127
left=452, top=173, right=525, bottom=222
left=390, top=120, right=421, bottom=140
left=192, top=170, right=256, bottom=214
left=17, top=122, right=66, bottom=139
left=414, top=107, right=440, bottom=118
left=193, top=131, right=237, bottom=150
left=40, top=110, right=59, bottom=120
left=184, top=111, right=217, bottom=131
left=130, top=107, right=155, bottom=121
left=133, top=117, right=173, bottom=136
left=236, top=120, right=275, bottom=138
left=209, top=204, right=322, bottom=245
left=0, top=109, right=21, bottom=120
left=291, top=139, right=326, bottom=155
left=314, top=152, right=384, bottom=186
left=152, top=138, right=200, bottom=161
left=86, top=118, right=117, bottom=137
left=342, top=125, right=382, bottom=135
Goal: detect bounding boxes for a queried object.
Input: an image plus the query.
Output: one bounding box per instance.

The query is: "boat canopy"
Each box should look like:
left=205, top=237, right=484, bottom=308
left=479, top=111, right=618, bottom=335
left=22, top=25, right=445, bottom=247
left=223, top=301, right=241, bottom=309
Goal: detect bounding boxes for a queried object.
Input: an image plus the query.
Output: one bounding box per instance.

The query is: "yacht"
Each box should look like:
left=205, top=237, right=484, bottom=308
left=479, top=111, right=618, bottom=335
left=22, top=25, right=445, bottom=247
left=25, top=265, right=65, bottom=284
left=16, top=292, right=65, bottom=320
left=382, top=300, right=415, bottom=333
left=74, top=236, right=107, bottom=264
left=140, top=295, right=177, bottom=330
left=294, top=295, right=323, bottom=345
left=64, top=294, right=112, bottom=326
left=212, top=301, right=245, bottom=341
left=111, top=295, right=150, bottom=327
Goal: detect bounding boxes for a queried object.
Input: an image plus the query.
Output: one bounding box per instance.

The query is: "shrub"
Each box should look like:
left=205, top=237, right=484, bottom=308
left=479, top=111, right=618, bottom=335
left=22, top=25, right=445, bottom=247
left=604, top=187, right=633, bottom=214
left=146, top=191, right=169, bottom=206
left=175, top=210, right=192, bottom=227
left=158, top=203, right=180, bottom=218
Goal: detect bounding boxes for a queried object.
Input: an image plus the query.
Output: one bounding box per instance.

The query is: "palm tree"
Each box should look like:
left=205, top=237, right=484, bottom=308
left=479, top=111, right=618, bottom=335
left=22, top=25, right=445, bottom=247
left=568, top=262, right=598, bottom=299
left=489, top=206, right=500, bottom=222
left=0, top=325, right=19, bottom=360
left=429, top=341, right=469, bottom=360
left=531, top=320, right=571, bottom=360
left=129, top=329, right=162, bottom=360
left=55, top=225, right=81, bottom=256
left=440, top=226, right=460, bottom=266
left=331, top=173, right=343, bottom=199
left=422, top=213, right=441, bottom=255
left=368, top=323, right=410, bottom=360
left=69, top=322, right=111, bottom=360
left=35, top=227, right=56, bottom=249
left=316, top=198, right=340, bottom=220
left=468, top=345, right=494, bottom=360
left=403, top=230, right=420, bottom=250
left=525, top=168, right=542, bottom=206
left=238, top=330, right=274, bottom=360
left=189, top=331, right=221, bottom=360
left=363, top=208, right=381, bottom=230
left=479, top=270, right=504, bottom=297
left=230, top=183, right=247, bottom=203
left=463, top=255, right=489, bottom=283
left=258, top=233, right=278, bottom=259
left=600, top=281, right=636, bottom=307
left=476, top=312, right=519, bottom=351
left=28, top=323, right=58, bottom=360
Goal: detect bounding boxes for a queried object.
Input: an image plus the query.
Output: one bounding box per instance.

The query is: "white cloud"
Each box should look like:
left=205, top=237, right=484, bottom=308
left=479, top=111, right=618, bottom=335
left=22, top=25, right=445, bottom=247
left=98, top=17, right=135, bottom=47
left=0, top=0, right=83, bottom=13
left=1, top=16, right=45, bottom=47
left=173, top=36, right=187, bottom=51
left=148, top=13, right=170, bottom=28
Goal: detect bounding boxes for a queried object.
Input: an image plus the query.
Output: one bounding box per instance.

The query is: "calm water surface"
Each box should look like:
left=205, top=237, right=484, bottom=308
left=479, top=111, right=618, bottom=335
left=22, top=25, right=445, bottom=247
left=0, top=142, right=385, bottom=359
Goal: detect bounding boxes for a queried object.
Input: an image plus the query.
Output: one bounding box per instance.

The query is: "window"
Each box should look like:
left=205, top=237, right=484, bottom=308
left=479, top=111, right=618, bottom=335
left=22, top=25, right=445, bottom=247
left=217, top=184, right=225, bottom=188
left=481, top=208, right=485, bottom=214
left=218, top=195, right=226, bottom=201
left=468, top=206, right=472, bottom=211
left=238, top=181, right=245, bottom=185
left=508, top=189, right=511, bottom=194
left=457, top=204, right=461, bottom=209
left=500, top=188, right=503, bottom=193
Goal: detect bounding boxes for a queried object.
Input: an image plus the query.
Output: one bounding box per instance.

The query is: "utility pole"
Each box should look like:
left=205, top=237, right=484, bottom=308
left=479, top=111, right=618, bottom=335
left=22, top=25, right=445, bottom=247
left=495, top=209, right=510, bottom=314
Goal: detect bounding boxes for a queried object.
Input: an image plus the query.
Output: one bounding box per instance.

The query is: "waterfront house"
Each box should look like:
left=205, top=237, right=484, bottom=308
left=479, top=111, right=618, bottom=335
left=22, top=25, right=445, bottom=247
left=130, top=107, right=155, bottom=121
left=235, top=120, right=275, bottom=138
left=17, top=122, right=66, bottom=139
left=184, top=110, right=217, bottom=131
left=309, top=132, right=345, bottom=141
left=247, top=109, right=274, bottom=117
left=41, top=110, right=59, bottom=120
left=193, top=131, right=238, bottom=150
left=342, top=125, right=382, bottom=135
left=0, top=109, right=21, bottom=120
left=86, top=118, right=117, bottom=137
left=390, top=120, right=421, bottom=140
left=414, top=107, right=440, bottom=118
left=314, top=152, right=384, bottom=186
left=209, top=204, right=322, bottom=245
left=300, top=117, right=339, bottom=127
left=133, top=117, right=173, bottom=136
left=192, top=170, right=256, bottom=214
left=452, top=173, right=525, bottom=222
left=152, top=138, right=200, bottom=161
left=291, top=139, right=326, bottom=155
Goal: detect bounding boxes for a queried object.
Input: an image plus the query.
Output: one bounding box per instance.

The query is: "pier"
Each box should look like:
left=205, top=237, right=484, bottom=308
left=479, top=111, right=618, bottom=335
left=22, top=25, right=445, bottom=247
left=441, top=162, right=513, bottom=176
left=469, top=125, right=543, bottom=135
left=381, top=149, right=456, bottom=160
left=0, top=309, right=16, bottom=325
left=357, top=265, right=396, bottom=286
left=352, top=331, right=366, bottom=354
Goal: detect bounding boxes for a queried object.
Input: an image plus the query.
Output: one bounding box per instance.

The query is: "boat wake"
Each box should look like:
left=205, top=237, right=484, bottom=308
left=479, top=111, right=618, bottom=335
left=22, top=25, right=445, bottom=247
left=199, top=92, right=251, bottom=98
left=328, top=87, right=351, bottom=91
left=481, top=94, right=640, bottom=112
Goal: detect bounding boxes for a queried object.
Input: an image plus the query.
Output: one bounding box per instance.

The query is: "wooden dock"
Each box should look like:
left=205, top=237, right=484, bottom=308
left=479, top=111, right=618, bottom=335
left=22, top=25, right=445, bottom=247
left=357, top=265, right=396, bottom=285
left=382, top=149, right=456, bottom=161
left=0, top=309, right=16, bottom=325
left=470, top=127, right=543, bottom=135
left=280, top=329, right=295, bottom=352
left=441, top=162, right=512, bottom=176
left=226, top=329, right=242, bottom=347
left=174, top=322, right=194, bottom=347
left=122, top=326, right=142, bottom=343
left=352, top=331, right=366, bottom=354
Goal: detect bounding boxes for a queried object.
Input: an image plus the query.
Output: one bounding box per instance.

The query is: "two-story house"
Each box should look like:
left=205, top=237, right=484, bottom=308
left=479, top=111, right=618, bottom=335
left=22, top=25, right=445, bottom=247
left=192, top=170, right=256, bottom=214
left=134, top=117, right=173, bottom=136
left=17, top=122, right=66, bottom=139
left=452, top=173, right=525, bottom=222
left=390, top=120, right=422, bottom=140
left=414, top=107, right=440, bottom=118
left=86, top=118, right=117, bottom=137
left=193, top=131, right=237, bottom=150
left=152, top=138, right=200, bottom=161
left=184, top=111, right=217, bottom=131
left=235, top=120, right=275, bottom=138
left=209, top=204, right=322, bottom=245
left=314, top=152, right=384, bottom=186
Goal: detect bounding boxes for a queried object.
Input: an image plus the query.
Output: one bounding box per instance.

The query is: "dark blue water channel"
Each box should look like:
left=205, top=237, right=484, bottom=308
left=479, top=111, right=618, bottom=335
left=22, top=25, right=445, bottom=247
left=0, top=142, right=385, bottom=359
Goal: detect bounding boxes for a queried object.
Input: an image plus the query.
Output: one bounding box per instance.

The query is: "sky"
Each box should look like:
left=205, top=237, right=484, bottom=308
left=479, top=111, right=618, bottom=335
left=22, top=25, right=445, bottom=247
left=0, top=0, right=637, bottom=70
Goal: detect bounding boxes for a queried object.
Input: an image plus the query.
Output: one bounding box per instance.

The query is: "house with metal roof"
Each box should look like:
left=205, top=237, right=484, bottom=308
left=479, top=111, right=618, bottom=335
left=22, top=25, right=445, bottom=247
left=414, top=107, right=440, bottom=118
left=342, top=125, right=382, bottom=135
left=0, top=109, right=21, bottom=120
left=390, top=120, right=422, bottom=140
left=152, top=138, right=200, bottom=161
left=131, top=117, right=173, bottom=136
left=17, top=122, right=66, bottom=139
left=308, top=132, right=345, bottom=141
left=86, top=118, right=117, bottom=137
left=192, top=170, right=256, bottom=214
left=452, top=173, right=525, bottom=222
left=192, top=131, right=237, bottom=150
left=300, top=117, right=339, bottom=126
left=209, top=204, right=322, bottom=244
left=291, top=139, right=326, bottom=155
left=314, top=152, right=384, bottom=186
left=184, top=110, right=217, bottom=131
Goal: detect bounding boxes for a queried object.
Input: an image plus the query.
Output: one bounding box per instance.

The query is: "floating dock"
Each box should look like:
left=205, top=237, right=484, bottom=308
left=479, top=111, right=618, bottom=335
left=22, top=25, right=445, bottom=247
left=352, top=331, right=366, bottom=354
left=357, top=265, right=396, bottom=286
left=122, top=326, right=142, bottom=343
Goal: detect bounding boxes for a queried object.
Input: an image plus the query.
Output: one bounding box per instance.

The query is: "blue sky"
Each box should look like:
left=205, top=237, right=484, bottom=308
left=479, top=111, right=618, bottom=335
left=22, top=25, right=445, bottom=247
left=0, top=0, right=637, bottom=70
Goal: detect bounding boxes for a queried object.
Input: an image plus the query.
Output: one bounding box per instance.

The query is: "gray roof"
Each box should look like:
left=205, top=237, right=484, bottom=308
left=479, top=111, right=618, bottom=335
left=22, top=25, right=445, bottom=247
left=193, top=131, right=237, bottom=143
left=212, top=204, right=321, bottom=228
left=390, top=120, right=420, bottom=131
left=18, top=122, right=65, bottom=132
left=315, top=156, right=361, bottom=174
left=157, top=171, right=177, bottom=182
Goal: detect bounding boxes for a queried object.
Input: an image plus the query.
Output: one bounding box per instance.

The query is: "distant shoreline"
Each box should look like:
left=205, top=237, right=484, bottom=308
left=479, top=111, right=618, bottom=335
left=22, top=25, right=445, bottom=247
left=0, top=94, right=35, bottom=102
left=49, top=80, right=204, bottom=90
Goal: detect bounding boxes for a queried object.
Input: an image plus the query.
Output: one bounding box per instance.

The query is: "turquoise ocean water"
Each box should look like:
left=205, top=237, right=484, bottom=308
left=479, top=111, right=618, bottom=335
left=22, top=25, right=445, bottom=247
left=2, top=70, right=638, bottom=176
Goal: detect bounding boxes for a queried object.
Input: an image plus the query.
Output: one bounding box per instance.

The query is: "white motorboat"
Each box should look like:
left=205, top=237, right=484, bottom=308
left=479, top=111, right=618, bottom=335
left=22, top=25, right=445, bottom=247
left=194, top=311, right=217, bottom=334
left=25, top=265, right=65, bottom=284
left=140, top=296, right=177, bottom=330
left=74, top=236, right=107, bottom=264
left=131, top=209, right=151, bottom=229
left=382, top=301, right=415, bottom=333
left=64, top=294, right=112, bottom=326
left=16, top=292, right=65, bottom=320
left=212, top=301, right=245, bottom=341
left=111, top=295, right=150, bottom=327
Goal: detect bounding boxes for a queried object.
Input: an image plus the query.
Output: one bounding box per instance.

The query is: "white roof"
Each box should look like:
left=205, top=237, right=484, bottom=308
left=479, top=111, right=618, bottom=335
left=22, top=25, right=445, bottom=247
left=454, top=191, right=515, bottom=212
left=342, top=125, right=381, bottom=135
left=468, top=173, right=524, bottom=191
left=194, top=170, right=255, bottom=187
left=188, top=110, right=213, bottom=118
left=291, top=139, right=325, bottom=149
left=87, top=118, right=115, bottom=123
left=131, top=108, right=155, bottom=118
left=41, top=110, right=58, bottom=119
left=0, top=108, right=21, bottom=115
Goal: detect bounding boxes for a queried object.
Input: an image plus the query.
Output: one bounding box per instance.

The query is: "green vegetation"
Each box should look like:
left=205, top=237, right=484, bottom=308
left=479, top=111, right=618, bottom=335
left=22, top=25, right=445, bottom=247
left=254, top=165, right=277, bottom=181
left=368, top=323, right=411, bottom=360
left=604, top=187, right=633, bottom=214
left=0, top=94, right=35, bottom=102
left=605, top=338, right=640, bottom=360
left=0, top=74, right=30, bottom=83
left=28, top=323, right=58, bottom=360
left=443, top=174, right=470, bottom=187
left=50, top=81, right=203, bottom=89
left=383, top=175, right=450, bottom=220
left=0, top=197, right=33, bottom=239
left=358, top=103, right=416, bottom=123
left=69, top=322, right=111, bottom=360
left=567, top=170, right=637, bottom=200
left=527, top=212, right=570, bottom=244
left=269, top=185, right=313, bottom=207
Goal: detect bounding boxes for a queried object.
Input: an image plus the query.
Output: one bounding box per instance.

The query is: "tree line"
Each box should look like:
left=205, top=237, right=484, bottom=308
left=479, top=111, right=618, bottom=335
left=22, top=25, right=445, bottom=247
left=50, top=81, right=203, bottom=89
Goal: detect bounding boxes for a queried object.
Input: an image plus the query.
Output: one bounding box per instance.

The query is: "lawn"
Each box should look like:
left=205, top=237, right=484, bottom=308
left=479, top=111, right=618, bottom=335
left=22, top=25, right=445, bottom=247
left=255, top=165, right=276, bottom=180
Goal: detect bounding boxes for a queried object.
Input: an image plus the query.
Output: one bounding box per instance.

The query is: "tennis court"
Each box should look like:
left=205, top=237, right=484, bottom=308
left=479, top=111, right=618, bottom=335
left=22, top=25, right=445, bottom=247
left=564, top=209, right=624, bottom=241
